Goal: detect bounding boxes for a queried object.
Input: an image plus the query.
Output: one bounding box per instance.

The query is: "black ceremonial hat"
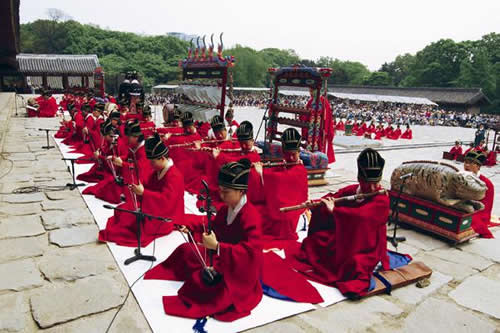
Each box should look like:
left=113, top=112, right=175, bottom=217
left=218, top=158, right=251, bottom=190
left=357, top=148, right=385, bottom=182
left=125, top=119, right=142, bottom=137
left=282, top=128, right=301, bottom=152
left=181, top=111, right=194, bottom=127
left=236, top=121, right=253, bottom=141
left=210, top=115, right=225, bottom=132
left=145, top=133, right=168, bottom=159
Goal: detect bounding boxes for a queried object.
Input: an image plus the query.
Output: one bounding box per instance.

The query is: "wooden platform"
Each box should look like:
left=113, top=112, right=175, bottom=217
left=389, top=190, right=480, bottom=244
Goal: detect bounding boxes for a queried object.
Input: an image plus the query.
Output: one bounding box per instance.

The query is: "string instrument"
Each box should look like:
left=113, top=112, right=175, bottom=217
left=279, top=189, right=387, bottom=212
left=106, top=135, right=124, bottom=186
left=198, top=180, right=222, bottom=286
left=127, top=154, right=140, bottom=211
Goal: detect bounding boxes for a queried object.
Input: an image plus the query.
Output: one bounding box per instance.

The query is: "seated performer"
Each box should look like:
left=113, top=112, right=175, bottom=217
left=387, top=124, right=402, bottom=140
left=253, top=128, right=308, bottom=242
left=37, top=90, right=58, bottom=118
left=449, top=141, right=463, bottom=160
left=384, top=123, right=394, bottom=137
left=144, top=159, right=263, bottom=321
left=83, top=119, right=149, bottom=204
left=336, top=119, right=345, bottom=131
left=99, top=133, right=184, bottom=246
left=286, top=148, right=390, bottom=298
left=196, top=117, right=252, bottom=210
left=464, top=150, right=496, bottom=238
left=374, top=124, right=385, bottom=140
left=483, top=147, right=496, bottom=166
left=139, top=106, right=156, bottom=138
left=400, top=124, right=413, bottom=139
left=165, top=111, right=203, bottom=193
left=215, top=121, right=261, bottom=163
left=77, top=120, right=117, bottom=183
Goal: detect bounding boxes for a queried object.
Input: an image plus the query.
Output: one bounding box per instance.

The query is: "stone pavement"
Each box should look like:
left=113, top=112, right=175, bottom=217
left=1, top=96, right=499, bottom=332
left=0, top=93, right=151, bottom=333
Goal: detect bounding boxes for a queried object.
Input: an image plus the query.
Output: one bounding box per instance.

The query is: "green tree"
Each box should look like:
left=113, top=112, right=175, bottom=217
left=226, top=45, right=268, bottom=87
left=363, top=71, right=391, bottom=86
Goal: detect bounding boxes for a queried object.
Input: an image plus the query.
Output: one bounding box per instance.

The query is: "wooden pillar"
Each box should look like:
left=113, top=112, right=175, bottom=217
left=84, top=76, right=89, bottom=88
left=81, top=76, right=85, bottom=87
left=62, top=75, right=69, bottom=90
left=42, top=74, right=48, bottom=89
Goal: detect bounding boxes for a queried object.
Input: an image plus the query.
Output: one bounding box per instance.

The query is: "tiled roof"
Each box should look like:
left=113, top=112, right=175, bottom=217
left=17, top=54, right=100, bottom=75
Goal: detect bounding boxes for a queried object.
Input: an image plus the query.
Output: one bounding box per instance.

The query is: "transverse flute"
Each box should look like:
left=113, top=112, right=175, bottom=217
left=279, top=189, right=387, bottom=212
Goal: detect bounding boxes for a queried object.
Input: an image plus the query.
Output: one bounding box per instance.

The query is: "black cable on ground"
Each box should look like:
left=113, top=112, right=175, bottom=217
left=104, top=223, right=163, bottom=333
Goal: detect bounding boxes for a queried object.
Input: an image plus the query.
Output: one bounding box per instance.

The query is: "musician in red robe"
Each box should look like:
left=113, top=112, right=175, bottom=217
left=367, top=121, right=376, bottom=134
left=38, top=91, right=58, bottom=118
left=384, top=124, right=394, bottom=137
left=286, top=148, right=390, bottom=298
left=253, top=128, right=308, bottom=243
left=99, top=133, right=184, bottom=246
left=464, top=150, right=496, bottom=238
left=83, top=119, right=150, bottom=204
left=195, top=115, right=239, bottom=209
left=145, top=159, right=263, bottom=321
left=449, top=141, right=463, bottom=160
left=139, top=106, right=156, bottom=138
left=165, top=111, right=203, bottom=193
left=374, top=124, right=385, bottom=140
left=336, top=119, right=345, bottom=131
left=485, top=148, right=497, bottom=166
left=400, top=124, right=413, bottom=139
left=387, top=124, right=402, bottom=140
left=213, top=120, right=263, bottom=205
left=55, top=102, right=76, bottom=139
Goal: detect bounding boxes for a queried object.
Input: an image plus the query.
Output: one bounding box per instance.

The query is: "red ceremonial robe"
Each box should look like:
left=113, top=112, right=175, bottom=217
left=259, top=164, right=308, bottom=244
left=145, top=201, right=263, bottom=321
left=337, top=121, right=345, bottom=131
left=99, top=161, right=184, bottom=246
left=166, top=132, right=203, bottom=193
left=38, top=97, right=58, bottom=117
left=324, top=101, right=335, bottom=163
left=194, top=140, right=240, bottom=211
left=374, top=129, right=384, bottom=140
left=400, top=129, right=412, bottom=139
left=471, top=174, right=496, bottom=238
left=62, top=111, right=84, bottom=146
left=485, top=151, right=497, bottom=166
left=387, top=128, right=401, bottom=140
left=83, top=143, right=150, bottom=204
left=140, top=121, right=156, bottom=138
left=286, top=184, right=390, bottom=296
left=449, top=146, right=463, bottom=160
left=76, top=139, right=112, bottom=183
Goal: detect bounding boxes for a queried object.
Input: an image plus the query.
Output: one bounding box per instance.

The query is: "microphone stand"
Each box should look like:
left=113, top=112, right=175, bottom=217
left=39, top=128, right=56, bottom=149
left=61, top=157, right=88, bottom=190
left=103, top=204, right=171, bottom=265
left=387, top=176, right=409, bottom=248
